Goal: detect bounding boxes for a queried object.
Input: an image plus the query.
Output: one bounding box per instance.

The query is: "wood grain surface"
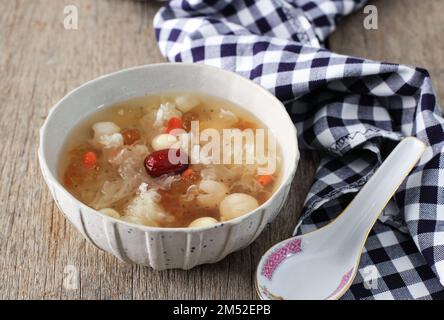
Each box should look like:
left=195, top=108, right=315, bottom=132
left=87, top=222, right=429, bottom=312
left=0, top=0, right=442, bottom=299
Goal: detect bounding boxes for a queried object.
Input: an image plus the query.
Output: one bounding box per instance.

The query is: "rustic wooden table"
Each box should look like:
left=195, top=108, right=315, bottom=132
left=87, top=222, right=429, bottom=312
left=1, top=0, right=443, bottom=299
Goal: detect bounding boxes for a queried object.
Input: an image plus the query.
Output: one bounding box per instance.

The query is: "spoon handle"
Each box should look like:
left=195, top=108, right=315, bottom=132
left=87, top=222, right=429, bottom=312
left=335, top=137, right=426, bottom=243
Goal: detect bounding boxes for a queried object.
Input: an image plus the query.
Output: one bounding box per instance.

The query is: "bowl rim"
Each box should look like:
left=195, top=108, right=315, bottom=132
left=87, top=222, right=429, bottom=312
left=39, top=62, right=299, bottom=232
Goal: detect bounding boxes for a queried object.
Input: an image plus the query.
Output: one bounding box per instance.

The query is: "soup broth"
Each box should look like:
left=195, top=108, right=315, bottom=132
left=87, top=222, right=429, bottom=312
left=60, top=93, right=281, bottom=228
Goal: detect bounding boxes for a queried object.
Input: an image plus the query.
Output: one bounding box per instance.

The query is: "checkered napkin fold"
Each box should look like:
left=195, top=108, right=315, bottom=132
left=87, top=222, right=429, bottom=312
left=154, top=0, right=444, bottom=299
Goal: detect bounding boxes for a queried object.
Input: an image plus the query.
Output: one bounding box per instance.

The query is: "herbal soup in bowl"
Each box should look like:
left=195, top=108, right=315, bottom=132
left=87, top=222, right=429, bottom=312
left=39, top=63, right=299, bottom=269
left=60, top=93, right=281, bottom=228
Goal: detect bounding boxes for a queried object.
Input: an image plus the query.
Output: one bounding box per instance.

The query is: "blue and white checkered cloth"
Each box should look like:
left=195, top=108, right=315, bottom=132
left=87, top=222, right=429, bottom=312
left=154, top=0, right=444, bottom=299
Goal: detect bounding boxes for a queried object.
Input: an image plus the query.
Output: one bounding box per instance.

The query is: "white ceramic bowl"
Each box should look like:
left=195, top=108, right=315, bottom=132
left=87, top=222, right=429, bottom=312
left=38, top=63, right=299, bottom=270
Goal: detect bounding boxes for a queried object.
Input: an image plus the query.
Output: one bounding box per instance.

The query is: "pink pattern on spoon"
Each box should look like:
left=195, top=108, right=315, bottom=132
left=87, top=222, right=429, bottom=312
left=261, top=238, right=302, bottom=280
left=326, top=268, right=354, bottom=299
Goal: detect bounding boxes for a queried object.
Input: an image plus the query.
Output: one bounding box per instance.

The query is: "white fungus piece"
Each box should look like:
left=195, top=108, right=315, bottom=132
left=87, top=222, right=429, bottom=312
left=149, top=174, right=182, bottom=190
left=109, top=144, right=149, bottom=168
left=151, top=133, right=179, bottom=150
left=99, top=208, right=121, bottom=219
left=91, top=176, right=143, bottom=210
left=92, top=122, right=123, bottom=149
left=175, top=95, right=199, bottom=113
left=196, top=180, right=229, bottom=209
left=138, top=182, right=149, bottom=193
left=92, top=122, right=121, bottom=140
left=153, top=102, right=182, bottom=128
left=98, top=132, right=124, bottom=149
left=188, top=217, right=219, bottom=228
left=123, top=188, right=171, bottom=227
left=181, top=184, right=199, bottom=202
left=220, top=193, right=259, bottom=221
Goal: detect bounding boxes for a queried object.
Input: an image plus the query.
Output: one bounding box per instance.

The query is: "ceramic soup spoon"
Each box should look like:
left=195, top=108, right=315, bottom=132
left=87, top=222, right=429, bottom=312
left=256, top=137, right=426, bottom=300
